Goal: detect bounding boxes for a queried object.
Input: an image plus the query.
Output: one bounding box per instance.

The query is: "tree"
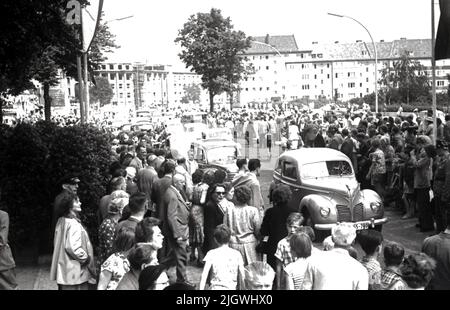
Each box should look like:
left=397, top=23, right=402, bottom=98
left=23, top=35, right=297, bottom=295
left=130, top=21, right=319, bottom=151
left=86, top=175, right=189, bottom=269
left=181, top=83, right=201, bottom=104
left=89, top=76, right=114, bottom=107
left=175, top=8, right=252, bottom=112
left=379, top=52, right=430, bottom=105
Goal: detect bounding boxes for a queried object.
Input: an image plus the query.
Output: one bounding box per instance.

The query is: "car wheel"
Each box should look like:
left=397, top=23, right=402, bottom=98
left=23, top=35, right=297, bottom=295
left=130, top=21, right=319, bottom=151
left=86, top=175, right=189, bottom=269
left=302, top=210, right=329, bottom=243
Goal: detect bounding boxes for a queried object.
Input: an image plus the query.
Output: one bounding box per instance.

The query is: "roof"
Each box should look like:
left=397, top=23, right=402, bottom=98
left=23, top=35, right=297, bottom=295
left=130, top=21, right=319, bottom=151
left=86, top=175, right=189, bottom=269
left=296, top=39, right=432, bottom=62
left=194, top=139, right=238, bottom=149
left=280, top=148, right=350, bottom=165
left=246, top=35, right=299, bottom=54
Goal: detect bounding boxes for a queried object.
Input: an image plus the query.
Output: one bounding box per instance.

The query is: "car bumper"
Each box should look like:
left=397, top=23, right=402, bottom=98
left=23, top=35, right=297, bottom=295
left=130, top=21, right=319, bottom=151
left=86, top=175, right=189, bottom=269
left=314, top=217, right=388, bottom=230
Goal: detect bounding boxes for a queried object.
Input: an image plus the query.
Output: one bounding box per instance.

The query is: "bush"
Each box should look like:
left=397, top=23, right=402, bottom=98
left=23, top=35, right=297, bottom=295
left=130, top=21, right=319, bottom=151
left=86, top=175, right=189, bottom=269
left=0, top=122, right=113, bottom=254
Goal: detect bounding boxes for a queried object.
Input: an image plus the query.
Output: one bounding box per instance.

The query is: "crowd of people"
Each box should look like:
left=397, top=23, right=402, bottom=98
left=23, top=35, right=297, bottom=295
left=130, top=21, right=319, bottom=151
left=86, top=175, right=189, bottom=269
left=1, top=103, right=450, bottom=290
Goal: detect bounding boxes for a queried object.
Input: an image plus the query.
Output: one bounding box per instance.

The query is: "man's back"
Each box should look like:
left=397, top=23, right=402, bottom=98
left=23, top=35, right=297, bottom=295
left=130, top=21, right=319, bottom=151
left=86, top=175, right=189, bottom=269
left=302, top=248, right=368, bottom=290
left=422, top=233, right=450, bottom=290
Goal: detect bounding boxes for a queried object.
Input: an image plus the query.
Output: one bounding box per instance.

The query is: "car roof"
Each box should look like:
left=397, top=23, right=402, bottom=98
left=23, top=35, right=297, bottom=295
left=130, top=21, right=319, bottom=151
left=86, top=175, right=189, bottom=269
left=279, top=148, right=350, bottom=165
left=193, top=139, right=238, bottom=149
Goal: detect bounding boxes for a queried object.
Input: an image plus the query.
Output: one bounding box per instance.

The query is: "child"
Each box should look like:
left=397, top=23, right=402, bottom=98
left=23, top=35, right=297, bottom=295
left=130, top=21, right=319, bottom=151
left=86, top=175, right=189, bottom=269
left=356, top=229, right=384, bottom=290
left=274, top=212, right=304, bottom=289
left=284, top=232, right=312, bottom=290
left=199, top=224, right=245, bottom=290
left=381, top=242, right=406, bottom=290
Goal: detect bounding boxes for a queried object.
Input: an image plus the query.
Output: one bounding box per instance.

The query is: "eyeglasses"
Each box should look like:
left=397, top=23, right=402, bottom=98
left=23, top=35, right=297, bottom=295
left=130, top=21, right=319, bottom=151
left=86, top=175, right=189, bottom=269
left=215, top=192, right=226, bottom=195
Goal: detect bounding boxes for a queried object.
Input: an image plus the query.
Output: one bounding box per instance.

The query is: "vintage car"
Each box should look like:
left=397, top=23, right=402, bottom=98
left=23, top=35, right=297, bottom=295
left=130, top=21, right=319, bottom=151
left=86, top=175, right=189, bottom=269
left=271, top=148, right=387, bottom=239
left=190, top=138, right=242, bottom=182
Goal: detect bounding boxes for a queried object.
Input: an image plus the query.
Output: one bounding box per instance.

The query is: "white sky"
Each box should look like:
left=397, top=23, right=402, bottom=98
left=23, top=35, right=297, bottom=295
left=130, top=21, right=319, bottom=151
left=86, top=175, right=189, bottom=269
left=101, top=0, right=440, bottom=71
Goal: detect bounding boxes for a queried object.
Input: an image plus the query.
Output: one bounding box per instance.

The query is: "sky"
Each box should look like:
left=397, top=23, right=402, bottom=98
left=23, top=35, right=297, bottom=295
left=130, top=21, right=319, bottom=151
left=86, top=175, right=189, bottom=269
left=101, top=0, right=440, bottom=71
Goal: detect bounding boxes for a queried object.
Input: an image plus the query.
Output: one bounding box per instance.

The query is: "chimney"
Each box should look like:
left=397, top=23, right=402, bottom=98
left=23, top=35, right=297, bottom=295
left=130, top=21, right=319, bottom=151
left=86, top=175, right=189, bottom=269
left=265, top=34, right=270, bottom=44
left=334, top=41, right=339, bottom=44
left=356, top=40, right=362, bottom=43
left=312, top=41, right=318, bottom=44
left=380, top=39, right=384, bottom=42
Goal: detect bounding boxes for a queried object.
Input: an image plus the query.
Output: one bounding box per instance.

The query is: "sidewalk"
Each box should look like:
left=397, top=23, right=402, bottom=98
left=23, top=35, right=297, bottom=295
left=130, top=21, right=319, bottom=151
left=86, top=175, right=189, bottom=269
left=15, top=255, right=202, bottom=290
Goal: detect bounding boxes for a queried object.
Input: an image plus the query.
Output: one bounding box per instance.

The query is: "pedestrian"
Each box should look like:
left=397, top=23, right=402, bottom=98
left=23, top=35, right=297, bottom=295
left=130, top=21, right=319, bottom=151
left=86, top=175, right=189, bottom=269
left=50, top=193, right=96, bottom=290
left=0, top=209, right=17, bottom=290
left=433, top=141, right=450, bottom=233
left=421, top=212, right=450, bottom=290
left=302, top=223, right=368, bottom=290
left=274, top=212, right=304, bottom=290
left=260, top=184, right=293, bottom=271
left=199, top=224, right=245, bottom=290
left=284, top=232, right=312, bottom=290
left=380, top=242, right=406, bottom=290
left=367, top=138, right=386, bottom=202
left=356, top=229, right=383, bottom=290
left=223, top=185, right=261, bottom=266
left=162, top=174, right=191, bottom=285
left=116, top=243, right=153, bottom=290
left=244, top=261, right=276, bottom=290
left=98, top=177, right=127, bottom=224
left=399, top=252, right=436, bottom=290
left=136, top=155, right=158, bottom=217
left=97, top=226, right=135, bottom=290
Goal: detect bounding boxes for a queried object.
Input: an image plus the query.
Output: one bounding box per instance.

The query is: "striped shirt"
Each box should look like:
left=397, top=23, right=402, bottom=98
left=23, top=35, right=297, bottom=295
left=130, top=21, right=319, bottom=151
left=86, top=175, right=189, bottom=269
left=284, top=258, right=308, bottom=290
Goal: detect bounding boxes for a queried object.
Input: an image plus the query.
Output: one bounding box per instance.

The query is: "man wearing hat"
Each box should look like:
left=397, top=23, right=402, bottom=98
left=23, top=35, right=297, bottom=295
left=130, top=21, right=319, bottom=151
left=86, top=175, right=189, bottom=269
left=434, top=141, right=450, bottom=233
left=51, top=176, right=80, bottom=243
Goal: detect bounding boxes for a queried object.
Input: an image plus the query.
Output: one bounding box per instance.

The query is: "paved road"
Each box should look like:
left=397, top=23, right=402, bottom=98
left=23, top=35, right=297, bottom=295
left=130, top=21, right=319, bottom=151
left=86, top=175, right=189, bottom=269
left=15, top=143, right=430, bottom=289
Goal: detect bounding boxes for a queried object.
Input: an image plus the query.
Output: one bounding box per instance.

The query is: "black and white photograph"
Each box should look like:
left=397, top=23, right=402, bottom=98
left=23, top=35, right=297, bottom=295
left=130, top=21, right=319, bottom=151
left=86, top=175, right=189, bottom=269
left=1, top=0, right=450, bottom=294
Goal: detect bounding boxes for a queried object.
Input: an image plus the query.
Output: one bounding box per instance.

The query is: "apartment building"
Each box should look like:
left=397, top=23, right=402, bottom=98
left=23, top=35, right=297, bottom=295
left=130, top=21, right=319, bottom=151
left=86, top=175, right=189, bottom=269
left=241, top=35, right=450, bottom=103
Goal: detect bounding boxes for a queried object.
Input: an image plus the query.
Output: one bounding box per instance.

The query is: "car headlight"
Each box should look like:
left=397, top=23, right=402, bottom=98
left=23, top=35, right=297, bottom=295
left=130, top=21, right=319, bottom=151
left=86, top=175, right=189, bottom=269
left=319, top=206, right=331, bottom=218
left=370, top=201, right=381, bottom=213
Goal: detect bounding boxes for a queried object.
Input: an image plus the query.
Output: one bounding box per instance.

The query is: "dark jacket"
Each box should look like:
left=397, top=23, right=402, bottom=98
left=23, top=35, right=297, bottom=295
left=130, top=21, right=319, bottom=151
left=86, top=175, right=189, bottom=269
left=259, top=205, right=291, bottom=256
left=203, top=200, right=225, bottom=253
left=151, top=175, right=172, bottom=222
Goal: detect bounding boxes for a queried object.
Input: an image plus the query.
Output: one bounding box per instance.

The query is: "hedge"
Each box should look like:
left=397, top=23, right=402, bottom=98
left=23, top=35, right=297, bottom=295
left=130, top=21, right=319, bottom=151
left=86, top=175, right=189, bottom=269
left=0, top=122, right=113, bottom=254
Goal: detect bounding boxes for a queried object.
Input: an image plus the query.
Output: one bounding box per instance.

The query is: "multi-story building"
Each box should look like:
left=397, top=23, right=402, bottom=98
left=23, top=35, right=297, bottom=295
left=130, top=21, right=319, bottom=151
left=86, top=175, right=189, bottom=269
left=241, top=35, right=450, bottom=104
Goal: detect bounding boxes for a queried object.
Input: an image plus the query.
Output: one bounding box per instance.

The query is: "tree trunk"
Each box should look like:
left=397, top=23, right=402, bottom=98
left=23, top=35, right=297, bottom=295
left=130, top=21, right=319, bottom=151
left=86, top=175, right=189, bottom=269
left=43, top=83, right=51, bottom=121
left=209, top=91, right=214, bottom=113
left=229, top=91, right=233, bottom=110
left=0, top=97, right=3, bottom=124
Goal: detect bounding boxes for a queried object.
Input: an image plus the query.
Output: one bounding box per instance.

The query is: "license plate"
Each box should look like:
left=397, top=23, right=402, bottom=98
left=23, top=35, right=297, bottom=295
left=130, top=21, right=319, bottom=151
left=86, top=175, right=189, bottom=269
left=354, top=222, right=369, bottom=230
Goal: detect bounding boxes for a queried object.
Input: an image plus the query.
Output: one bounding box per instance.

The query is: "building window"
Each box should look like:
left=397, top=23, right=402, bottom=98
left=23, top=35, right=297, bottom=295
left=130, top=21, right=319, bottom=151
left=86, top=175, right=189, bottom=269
left=437, top=80, right=445, bottom=86
left=321, top=69, right=323, bottom=74
left=348, top=72, right=355, bottom=78
left=314, top=64, right=317, bottom=69
left=245, top=88, right=248, bottom=91
left=119, top=93, right=123, bottom=98
left=366, top=77, right=369, bottom=82
left=366, top=67, right=369, bottom=72
left=314, top=75, right=317, bottom=79
left=109, top=64, right=114, bottom=70
left=101, top=65, right=106, bottom=70
left=348, top=82, right=355, bottom=88
left=360, top=93, right=363, bottom=97
left=127, top=93, right=131, bottom=98
left=321, top=80, right=324, bottom=84
left=327, top=64, right=330, bottom=68
left=126, top=65, right=129, bottom=70
left=118, top=65, right=122, bottom=70
left=266, top=66, right=269, bottom=70
left=111, top=84, right=114, bottom=89
left=119, top=84, right=123, bottom=89
left=366, top=88, right=369, bottom=93
left=265, top=56, right=269, bottom=59
left=126, top=84, right=130, bottom=89
left=318, top=54, right=323, bottom=58
left=360, top=83, right=363, bottom=87
left=260, top=87, right=263, bottom=91
left=267, top=87, right=270, bottom=90
left=335, top=73, right=338, bottom=78
left=327, top=74, right=330, bottom=79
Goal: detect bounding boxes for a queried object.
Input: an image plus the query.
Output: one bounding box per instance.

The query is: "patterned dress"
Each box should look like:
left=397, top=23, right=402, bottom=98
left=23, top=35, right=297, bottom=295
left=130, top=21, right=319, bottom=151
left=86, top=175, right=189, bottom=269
left=189, top=183, right=209, bottom=246
left=98, top=218, right=118, bottom=272
left=100, top=252, right=130, bottom=290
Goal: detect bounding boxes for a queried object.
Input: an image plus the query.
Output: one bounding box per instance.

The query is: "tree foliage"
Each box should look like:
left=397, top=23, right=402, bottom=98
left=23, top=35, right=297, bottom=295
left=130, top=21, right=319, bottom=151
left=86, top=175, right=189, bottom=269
left=175, top=8, right=252, bottom=112
left=89, top=76, right=114, bottom=107
left=181, top=83, right=201, bottom=104
left=379, top=52, right=431, bottom=105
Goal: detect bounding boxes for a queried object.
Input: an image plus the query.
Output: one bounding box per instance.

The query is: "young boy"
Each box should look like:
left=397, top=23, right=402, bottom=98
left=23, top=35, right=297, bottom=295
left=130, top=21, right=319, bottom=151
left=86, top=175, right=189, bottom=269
left=380, top=242, right=406, bottom=290
left=274, top=212, right=304, bottom=289
left=199, top=224, right=245, bottom=290
left=356, top=229, right=384, bottom=290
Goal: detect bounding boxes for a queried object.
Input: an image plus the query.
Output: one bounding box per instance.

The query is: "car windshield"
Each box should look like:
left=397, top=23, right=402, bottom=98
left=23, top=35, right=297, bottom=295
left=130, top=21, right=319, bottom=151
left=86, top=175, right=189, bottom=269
left=207, top=147, right=237, bottom=165
left=301, top=161, right=353, bottom=178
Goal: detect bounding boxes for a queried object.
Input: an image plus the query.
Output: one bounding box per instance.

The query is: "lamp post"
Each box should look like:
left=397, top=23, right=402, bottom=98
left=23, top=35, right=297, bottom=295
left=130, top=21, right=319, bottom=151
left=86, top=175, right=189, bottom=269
left=328, top=13, right=379, bottom=113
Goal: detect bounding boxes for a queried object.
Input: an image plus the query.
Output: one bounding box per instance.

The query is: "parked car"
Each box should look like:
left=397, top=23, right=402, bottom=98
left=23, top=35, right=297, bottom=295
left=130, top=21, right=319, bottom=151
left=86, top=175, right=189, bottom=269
left=190, top=138, right=242, bottom=182
left=270, top=148, right=387, bottom=239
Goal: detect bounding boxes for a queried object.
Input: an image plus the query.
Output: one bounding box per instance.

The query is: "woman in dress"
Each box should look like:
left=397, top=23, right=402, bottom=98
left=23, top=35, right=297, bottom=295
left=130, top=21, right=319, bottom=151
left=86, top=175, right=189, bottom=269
left=97, top=226, right=135, bottom=290
left=50, top=193, right=96, bottom=290
left=203, top=183, right=229, bottom=254
left=223, top=185, right=261, bottom=266
left=188, top=170, right=211, bottom=265
left=97, top=194, right=129, bottom=270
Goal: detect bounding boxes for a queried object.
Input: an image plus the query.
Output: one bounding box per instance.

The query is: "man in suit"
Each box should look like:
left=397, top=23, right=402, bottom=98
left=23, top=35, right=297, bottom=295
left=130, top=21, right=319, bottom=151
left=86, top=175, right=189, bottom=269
left=162, top=173, right=191, bottom=285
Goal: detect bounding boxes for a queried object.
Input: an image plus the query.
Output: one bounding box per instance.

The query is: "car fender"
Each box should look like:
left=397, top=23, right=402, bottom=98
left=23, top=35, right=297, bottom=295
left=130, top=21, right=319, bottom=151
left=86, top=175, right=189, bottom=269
left=299, top=194, right=338, bottom=224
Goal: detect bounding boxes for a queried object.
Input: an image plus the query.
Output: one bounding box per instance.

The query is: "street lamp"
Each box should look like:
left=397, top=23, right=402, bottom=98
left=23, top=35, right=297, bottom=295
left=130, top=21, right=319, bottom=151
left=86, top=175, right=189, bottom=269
left=328, top=12, right=379, bottom=113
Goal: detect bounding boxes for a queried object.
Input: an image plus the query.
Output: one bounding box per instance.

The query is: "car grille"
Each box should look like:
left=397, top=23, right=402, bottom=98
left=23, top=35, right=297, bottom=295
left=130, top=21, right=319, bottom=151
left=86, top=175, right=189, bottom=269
left=336, top=205, right=352, bottom=222
left=353, top=203, right=364, bottom=221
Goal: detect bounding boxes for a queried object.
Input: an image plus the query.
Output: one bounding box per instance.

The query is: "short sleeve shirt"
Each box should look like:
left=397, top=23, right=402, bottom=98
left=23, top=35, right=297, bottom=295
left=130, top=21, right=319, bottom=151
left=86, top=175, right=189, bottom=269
left=101, top=252, right=130, bottom=290
left=203, top=246, right=244, bottom=290
left=274, top=237, right=294, bottom=267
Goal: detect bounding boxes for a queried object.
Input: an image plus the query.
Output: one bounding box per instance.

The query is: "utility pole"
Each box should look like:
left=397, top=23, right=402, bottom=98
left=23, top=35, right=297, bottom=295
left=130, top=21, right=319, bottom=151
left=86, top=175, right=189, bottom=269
left=432, top=0, right=437, bottom=145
